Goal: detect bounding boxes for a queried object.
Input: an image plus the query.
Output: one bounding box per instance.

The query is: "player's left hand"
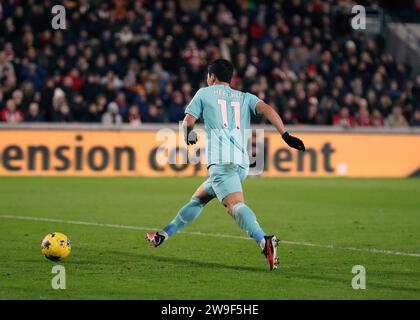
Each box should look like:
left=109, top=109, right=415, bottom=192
left=185, top=130, right=198, bottom=145
left=282, top=132, right=305, bottom=151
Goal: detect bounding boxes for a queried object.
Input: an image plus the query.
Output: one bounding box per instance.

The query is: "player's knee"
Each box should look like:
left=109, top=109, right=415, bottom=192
left=226, top=205, right=234, bottom=216
left=226, top=200, right=242, bottom=216
left=192, top=188, right=214, bottom=204
left=190, top=196, right=206, bottom=208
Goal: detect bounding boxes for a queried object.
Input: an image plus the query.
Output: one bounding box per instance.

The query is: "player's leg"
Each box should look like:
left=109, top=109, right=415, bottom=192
left=162, top=182, right=214, bottom=237
left=145, top=181, right=215, bottom=247
left=209, top=164, right=266, bottom=245
left=222, top=192, right=267, bottom=248
left=210, top=164, right=279, bottom=270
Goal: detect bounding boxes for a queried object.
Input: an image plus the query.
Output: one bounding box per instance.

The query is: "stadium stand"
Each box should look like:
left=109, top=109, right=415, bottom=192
left=0, top=0, right=419, bottom=127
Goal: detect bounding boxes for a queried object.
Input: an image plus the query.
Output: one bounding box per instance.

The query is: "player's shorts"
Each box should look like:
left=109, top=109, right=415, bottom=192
left=203, top=163, right=249, bottom=201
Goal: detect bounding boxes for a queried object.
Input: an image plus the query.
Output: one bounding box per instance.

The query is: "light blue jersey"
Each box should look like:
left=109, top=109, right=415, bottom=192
left=161, top=84, right=268, bottom=249
left=185, top=85, right=261, bottom=168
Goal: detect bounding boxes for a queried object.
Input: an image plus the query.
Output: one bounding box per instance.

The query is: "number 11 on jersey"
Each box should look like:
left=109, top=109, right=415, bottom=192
left=217, top=99, right=241, bottom=129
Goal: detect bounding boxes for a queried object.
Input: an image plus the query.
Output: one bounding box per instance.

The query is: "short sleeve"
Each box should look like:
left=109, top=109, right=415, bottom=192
left=185, top=89, right=203, bottom=119
left=245, top=92, right=262, bottom=115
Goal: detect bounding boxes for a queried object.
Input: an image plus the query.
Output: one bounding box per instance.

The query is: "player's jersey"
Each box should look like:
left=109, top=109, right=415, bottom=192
left=185, top=85, right=261, bottom=168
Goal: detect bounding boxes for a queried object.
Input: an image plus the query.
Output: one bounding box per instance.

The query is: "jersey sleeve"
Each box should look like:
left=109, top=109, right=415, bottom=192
left=185, top=89, right=203, bottom=119
left=245, top=92, right=262, bottom=115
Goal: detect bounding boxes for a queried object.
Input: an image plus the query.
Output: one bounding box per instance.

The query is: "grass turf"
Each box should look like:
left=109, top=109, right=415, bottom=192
left=0, top=177, right=419, bottom=299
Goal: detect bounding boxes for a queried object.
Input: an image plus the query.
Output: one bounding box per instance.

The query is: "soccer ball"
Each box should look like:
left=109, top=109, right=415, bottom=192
left=41, top=232, right=71, bottom=261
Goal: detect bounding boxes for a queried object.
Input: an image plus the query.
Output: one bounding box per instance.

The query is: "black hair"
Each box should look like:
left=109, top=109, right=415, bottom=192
left=208, top=59, right=234, bottom=83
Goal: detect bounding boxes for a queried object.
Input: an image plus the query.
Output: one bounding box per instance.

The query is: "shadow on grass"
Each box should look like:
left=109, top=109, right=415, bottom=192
left=289, top=272, right=420, bottom=294
left=70, top=248, right=420, bottom=295
left=79, top=249, right=269, bottom=273
left=69, top=250, right=268, bottom=273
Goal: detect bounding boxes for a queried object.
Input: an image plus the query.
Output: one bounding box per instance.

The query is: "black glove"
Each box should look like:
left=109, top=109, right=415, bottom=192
left=185, top=130, right=198, bottom=145
left=282, top=132, right=305, bottom=151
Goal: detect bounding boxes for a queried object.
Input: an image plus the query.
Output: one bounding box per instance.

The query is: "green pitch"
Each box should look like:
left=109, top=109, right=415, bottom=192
left=0, top=177, right=419, bottom=299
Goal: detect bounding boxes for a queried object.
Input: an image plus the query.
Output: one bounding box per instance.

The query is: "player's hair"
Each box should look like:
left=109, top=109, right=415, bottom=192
left=208, top=59, right=234, bottom=83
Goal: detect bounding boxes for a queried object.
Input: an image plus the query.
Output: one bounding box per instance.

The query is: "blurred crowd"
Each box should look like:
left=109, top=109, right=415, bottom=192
left=1, top=0, right=420, bottom=127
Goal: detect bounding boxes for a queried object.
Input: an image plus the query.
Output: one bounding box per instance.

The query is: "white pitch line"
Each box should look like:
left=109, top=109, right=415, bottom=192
left=1, top=214, right=419, bottom=258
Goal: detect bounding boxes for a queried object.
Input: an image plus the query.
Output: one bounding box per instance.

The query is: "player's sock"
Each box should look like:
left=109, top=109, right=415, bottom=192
left=232, top=202, right=266, bottom=245
left=163, top=196, right=205, bottom=237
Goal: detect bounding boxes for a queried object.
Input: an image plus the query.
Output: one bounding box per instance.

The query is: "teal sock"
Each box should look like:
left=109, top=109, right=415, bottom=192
left=163, top=197, right=205, bottom=237
left=232, top=202, right=266, bottom=245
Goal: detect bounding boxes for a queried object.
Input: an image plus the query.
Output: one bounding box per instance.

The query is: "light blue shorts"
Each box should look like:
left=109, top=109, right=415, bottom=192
left=203, top=163, right=249, bottom=201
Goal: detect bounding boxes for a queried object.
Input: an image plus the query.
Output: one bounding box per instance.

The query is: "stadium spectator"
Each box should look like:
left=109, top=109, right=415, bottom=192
left=169, top=91, right=186, bottom=122
left=70, top=93, right=88, bottom=122
left=11, top=89, right=25, bottom=111
left=52, top=103, right=73, bottom=123
left=115, top=91, right=129, bottom=121
left=282, top=109, right=298, bottom=125
left=303, top=97, right=322, bottom=125
left=356, top=99, right=371, bottom=127
left=145, top=104, right=165, bottom=123
left=319, top=96, right=337, bottom=125
left=386, top=106, right=408, bottom=127
left=128, top=105, right=142, bottom=126
left=25, top=102, right=44, bottom=122
left=387, top=106, right=408, bottom=127
left=1, top=99, right=23, bottom=123
left=102, top=102, right=123, bottom=125
left=410, top=109, right=420, bottom=127
left=379, top=94, right=394, bottom=118
left=371, top=109, right=385, bottom=127
left=83, top=103, right=101, bottom=123
left=333, top=107, right=354, bottom=128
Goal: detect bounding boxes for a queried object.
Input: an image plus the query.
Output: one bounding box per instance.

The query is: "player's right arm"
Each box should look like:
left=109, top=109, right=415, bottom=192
left=183, top=89, right=203, bottom=145
left=256, top=101, right=305, bottom=152
left=182, top=113, right=198, bottom=145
